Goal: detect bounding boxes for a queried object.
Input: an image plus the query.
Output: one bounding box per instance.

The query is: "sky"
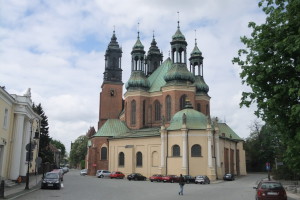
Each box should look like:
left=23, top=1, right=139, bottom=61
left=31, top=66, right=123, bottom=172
left=0, top=0, right=265, bottom=153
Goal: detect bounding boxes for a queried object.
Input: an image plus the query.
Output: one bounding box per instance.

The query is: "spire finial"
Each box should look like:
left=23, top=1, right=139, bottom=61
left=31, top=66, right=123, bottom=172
left=113, top=25, right=115, bottom=33
left=177, top=11, right=180, bottom=29
left=194, top=29, right=197, bottom=46
left=168, top=50, right=170, bottom=57
left=153, top=30, right=155, bottom=39
left=137, top=22, right=140, bottom=39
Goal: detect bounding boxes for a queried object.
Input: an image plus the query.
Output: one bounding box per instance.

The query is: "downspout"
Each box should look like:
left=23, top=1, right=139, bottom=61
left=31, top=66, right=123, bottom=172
left=187, top=130, right=190, bottom=175
left=213, top=130, right=218, bottom=180
left=166, top=131, right=168, bottom=175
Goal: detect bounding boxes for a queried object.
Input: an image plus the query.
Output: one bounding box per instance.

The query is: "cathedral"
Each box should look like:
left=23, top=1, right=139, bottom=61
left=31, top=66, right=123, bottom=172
left=86, top=21, right=246, bottom=180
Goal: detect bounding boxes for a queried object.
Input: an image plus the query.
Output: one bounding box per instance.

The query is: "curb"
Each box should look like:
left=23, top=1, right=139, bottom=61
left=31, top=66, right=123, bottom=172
left=4, top=181, right=41, bottom=200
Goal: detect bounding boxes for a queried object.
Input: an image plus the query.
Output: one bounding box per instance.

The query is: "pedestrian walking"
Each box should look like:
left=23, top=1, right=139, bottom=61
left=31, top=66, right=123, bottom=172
left=178, top=174, right=185, bottom=195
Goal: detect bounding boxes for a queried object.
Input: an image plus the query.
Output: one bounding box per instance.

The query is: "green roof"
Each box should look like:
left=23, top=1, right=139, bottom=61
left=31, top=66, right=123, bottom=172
left=218, top=123, right=242, bottom=140
left=164, top=63, right=195, bottom=84
left=168, top=108, right=208, bottom=130
left=93, top=119, right=129, bottom=137
left=125, top=71, right=150, bottom=90
left=113, top=127, right=160, bottom=139
left=148, top=58, right=172, bottom=92
left=172, top=28, right=186, bottom=41
left=194, top=75, right=209, bottom=94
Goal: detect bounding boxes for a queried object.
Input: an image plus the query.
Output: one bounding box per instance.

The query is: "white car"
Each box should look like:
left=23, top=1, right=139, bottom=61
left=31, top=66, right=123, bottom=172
left=96, top=170, right=111, bottom=178
left=80, top=169, right=87, bottom=176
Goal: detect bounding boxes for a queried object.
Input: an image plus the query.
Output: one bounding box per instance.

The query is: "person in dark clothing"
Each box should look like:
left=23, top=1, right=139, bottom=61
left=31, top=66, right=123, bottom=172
left=178, top=174, right=185, bottom=195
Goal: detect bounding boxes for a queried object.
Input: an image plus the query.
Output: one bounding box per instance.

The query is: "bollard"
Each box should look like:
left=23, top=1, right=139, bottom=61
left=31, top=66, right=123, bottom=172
left=0, top=180, right=4, bottom=198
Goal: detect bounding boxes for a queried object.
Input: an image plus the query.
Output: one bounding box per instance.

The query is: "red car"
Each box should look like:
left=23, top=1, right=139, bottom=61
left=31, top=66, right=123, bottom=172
left=149, top=174, right=163, bottom=182
left=162, top=175, right=179, bottom=183
left=109, top=171, right=125, bottom=179
left=253, top=180, right=287, bottom=200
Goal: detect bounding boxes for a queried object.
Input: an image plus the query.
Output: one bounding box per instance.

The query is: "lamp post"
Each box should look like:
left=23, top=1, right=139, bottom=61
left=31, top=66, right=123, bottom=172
left=25, top=118, right=38, bottom=190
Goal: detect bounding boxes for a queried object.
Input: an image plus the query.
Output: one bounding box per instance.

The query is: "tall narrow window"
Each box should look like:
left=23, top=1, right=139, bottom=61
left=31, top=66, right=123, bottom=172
left=3, top=108, right=8, bottom=129
left=165, top=96, right=171, bottom=121
left=131, top=100, right=136, bottom=125
left=143, top=100, right=146, bottom=125
left=191, top=144, right=201, bottom=157
left=118, top=152, right=125, bottom=166
left=154, top=100, right=161, bottom=121
left=197, top=103, right=201, bottom=112
left=136, top=152, right=142, bottom=167
left=180, top=95, right=187, bottom=110
left=206, top=104, right=210, bottom=115
left=101, top=147, right=107, bottom=160
left=172, top=145, right=180, bottom=157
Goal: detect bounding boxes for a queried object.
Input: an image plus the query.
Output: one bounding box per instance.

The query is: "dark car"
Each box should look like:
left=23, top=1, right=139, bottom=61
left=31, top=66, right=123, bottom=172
left=162, top=175, right=179, bottom=183
left=195, top=175, right=210, bottom=184
left=223, top=173, right=235, bottom=181
left=253, top=180, right=287, bottom=200
left=149, top=174, right=163, bottom=182
left=41, top=172, right=61, bottom=189
left=127, top=173, right=146, bottom=181
left=183, top=175, right=195, bottom=184
left=52, top=169, right=64, bottom=181
left=109, top=171, right=125, bottom=179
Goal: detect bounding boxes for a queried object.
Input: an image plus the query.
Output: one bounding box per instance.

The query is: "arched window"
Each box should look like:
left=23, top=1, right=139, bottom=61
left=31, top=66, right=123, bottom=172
left=191, top=144, right=201, bottom=157
left=197, top=103, right=201, bottom=112
left=165, top=95, right=171, bottom=121
left=118, top=152, right=125, bottom=166
left=180, top=95, right=187, bottom=110
left=206, top=104, right=210, bottom=115
left=172, top=145, right=180, bottom=157
left=143, top=100, right=146, bottom=125
left=136, top=152, right=142, bottom=167
left=131, top=100, right=136, bottom=125
left=101, top=147, right=107, bottom=160
left=154, top=100, right=161, bottom=121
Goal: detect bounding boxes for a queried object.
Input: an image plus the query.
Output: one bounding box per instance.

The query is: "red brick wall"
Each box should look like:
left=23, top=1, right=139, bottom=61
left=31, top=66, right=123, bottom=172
left=87, top=137, right=109, bottom=176
left=98, top=83, right=123, bottom=129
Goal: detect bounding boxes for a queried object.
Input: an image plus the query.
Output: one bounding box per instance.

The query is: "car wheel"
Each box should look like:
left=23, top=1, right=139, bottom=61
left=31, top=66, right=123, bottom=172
left=187, top=180, right=190, bottom=184
left=150, top=180, right=153, bottom=182
left=134, top=177, right=138, bottom=181
left=171, top=180, right=174, bottom=183
left=100, top=175, right=104, bottom=178
left=144, top=178, right=146, bottom=181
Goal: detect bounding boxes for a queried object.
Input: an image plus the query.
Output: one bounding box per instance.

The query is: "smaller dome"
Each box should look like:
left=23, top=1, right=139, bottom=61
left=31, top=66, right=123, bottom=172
left=125, top=71, right=150, bottom=90
left=167, top=108, right=208, bottom=130
left=190, top=45, right=202, bottom=57
left=172, top=28, right=186, bottom=41
left=132, top=33, right=144, bottom=51
left=164, top=63, right=195, bottom=84
left=194, top=76, right=209, bottom=94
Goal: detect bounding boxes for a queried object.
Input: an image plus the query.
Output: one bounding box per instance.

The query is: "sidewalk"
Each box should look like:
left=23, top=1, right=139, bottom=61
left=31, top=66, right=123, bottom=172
left=2, top=174, right=42, bottom=199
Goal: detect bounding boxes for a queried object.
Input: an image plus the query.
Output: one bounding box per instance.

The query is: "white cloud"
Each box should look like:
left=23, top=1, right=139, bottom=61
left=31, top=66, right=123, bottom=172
left=0, top=0, right=264, bottom=152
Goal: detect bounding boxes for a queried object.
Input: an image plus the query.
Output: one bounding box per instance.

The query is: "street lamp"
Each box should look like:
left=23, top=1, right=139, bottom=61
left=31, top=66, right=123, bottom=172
left=25, top=118, right=39, bottom=190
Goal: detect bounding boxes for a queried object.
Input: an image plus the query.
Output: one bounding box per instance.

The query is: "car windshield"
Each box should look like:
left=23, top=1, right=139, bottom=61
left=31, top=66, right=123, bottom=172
left=260, top=182, right=283, bottom=189
left=45, top=173, right=59, bottom=179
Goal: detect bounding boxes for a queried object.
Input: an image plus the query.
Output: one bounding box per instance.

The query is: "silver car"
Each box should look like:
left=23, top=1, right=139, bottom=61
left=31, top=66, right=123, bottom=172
left=195, top=175, right=210, bottom=184
left=96, top=170, right=111, bottom=178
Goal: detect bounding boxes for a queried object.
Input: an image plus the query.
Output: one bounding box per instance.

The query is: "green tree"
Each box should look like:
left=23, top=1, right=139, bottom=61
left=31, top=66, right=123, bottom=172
left=245, top=121, right=284, bottom=172
left=51, top=139, right=66, bottom=159
left=233, top=0, right=300, bottom=174
left=69, top=135, right=88, bottom=168
left=33, top=103, right=53, bottom=163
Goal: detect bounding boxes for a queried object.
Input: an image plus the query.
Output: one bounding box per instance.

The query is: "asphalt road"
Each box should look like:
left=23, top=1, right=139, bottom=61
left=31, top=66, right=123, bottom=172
left=13, top=170, right=298, bottom=200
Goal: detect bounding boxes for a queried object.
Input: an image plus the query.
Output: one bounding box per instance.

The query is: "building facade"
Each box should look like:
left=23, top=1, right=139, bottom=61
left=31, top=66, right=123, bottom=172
left=86, top=23, right=246, bottom=180
left=0, top=87, right=41, bottom=181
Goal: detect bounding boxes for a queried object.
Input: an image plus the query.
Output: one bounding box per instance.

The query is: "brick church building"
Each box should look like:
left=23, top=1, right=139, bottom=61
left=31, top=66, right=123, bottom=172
left=86, top=21, right=246, bottom=180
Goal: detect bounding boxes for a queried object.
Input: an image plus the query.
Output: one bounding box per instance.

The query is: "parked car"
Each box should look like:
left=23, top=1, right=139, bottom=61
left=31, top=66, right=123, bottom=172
left=183, top=175, right=195, bottom=184
left=109, top=171, right=125, bottom=179
left=149, top=174, right=163, bottom=182
left=96, top=170, right=111, bottom=178
left=162, top=175, right=179, bottom=183
left=127, top=173, right=146, bottom=181
left=62, top=167, right=69, bottom=174
left=195, top=175, right=210, bottom=184
left=80, top=169, right=87, bottom=176
left=223, top=173, right=235, bottom=181
left=253, top=180, right=287, bottom=200
left=52, top=169, right=64, bottom=181
left=41, top=172, right=61, bottom=189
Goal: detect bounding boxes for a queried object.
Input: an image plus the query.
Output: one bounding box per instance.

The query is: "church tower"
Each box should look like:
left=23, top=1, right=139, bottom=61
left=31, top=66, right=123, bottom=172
left=98, top=30, right=123, bottom=129
left=189, top=37, right=210, bottom=116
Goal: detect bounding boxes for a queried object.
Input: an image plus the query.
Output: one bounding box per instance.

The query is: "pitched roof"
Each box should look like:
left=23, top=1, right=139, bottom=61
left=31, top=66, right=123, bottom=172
left=148, top=58, right=172, bottom=92
left=93, top=119, right=129, bottom=137
left=217, top=123, right=242, bottom=140
left=112, top=127, right=160, bottom=139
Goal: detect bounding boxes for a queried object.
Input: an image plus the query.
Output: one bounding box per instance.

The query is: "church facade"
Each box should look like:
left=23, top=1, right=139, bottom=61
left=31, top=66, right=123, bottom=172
left=86, top=22, right=246, bottom=180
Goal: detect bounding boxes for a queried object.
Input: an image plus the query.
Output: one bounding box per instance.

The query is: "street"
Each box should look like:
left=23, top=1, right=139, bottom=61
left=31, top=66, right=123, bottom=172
left=12, top=170, right=298, bottom=200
